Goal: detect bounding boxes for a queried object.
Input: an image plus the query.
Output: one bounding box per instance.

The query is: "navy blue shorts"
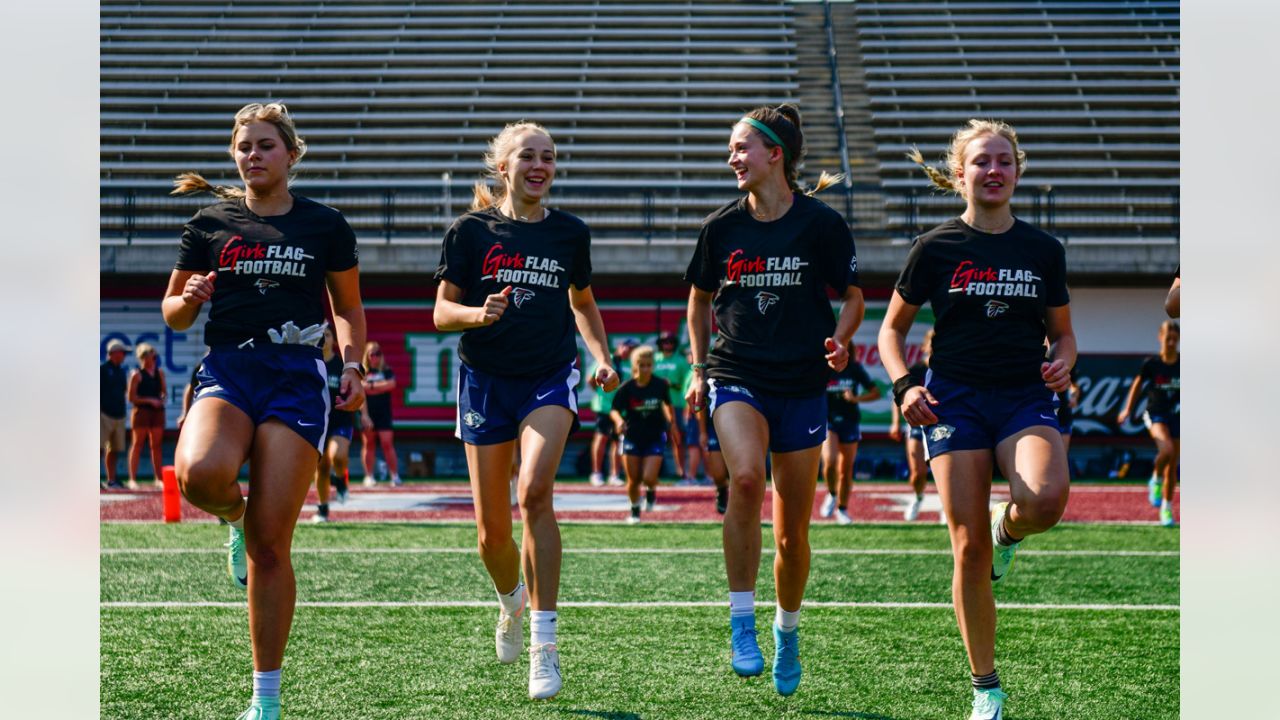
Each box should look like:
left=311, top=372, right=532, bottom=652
left=683, top=411, right=720, bottom=452
left=908, top=426, right=924, bottom=441
left=707, top=379, right=826, bottom=454
left=455, top=361, right=581, bottom=445
left=622, top=433, right=666, bottom=457
left=1143, top=411, right=1180, bottom=439
left=595, top=412, right=619, bottom=440
left=327, top=421, right=354, bottom=441
left=920, top=372, right=1058, bottom=461
left=827, top=414, right=862, bottom=444
left=193, top=344, right=329, bottom=452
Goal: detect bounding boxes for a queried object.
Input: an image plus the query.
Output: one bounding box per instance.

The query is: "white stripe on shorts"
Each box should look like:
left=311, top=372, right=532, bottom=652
left=314, top=358, right=330, bottom=453
left=920, top=368, right=934, bottom=462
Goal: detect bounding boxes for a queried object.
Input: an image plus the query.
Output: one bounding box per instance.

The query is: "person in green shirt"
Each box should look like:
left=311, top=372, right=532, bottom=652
left=590, top=339, right=634, bottom=486
left=652, top=331, right=690, bottom=481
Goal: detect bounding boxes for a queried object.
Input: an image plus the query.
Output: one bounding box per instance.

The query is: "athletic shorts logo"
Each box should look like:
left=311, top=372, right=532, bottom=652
left=720, top=384, right=753, bottom=397
left=984, top=300, right=1009, bottom=318
left=463, top=410, right=486, bottom=428
left=535, top=390, right=555, bottom=401
left=849, top=256, right=858, bottom=273
left=930, top=424, right=955, bottom=442
left=196, top=384, right=222, bottom=397
left=511, top=287, right=535, bottom=309
left=755, top=291, right=780, bottom=315
left=254, top=278, right=280, bottom=295
left=808, top=425, right=823, bottom=435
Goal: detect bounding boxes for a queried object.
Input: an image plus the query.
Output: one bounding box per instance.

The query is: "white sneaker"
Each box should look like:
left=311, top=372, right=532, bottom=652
left=589, top=472, right=605, bottom=487
left=625, top=515, right=641, bottom=525
left=819, top=493, right=836, bottom=518
left=644, top=499, right=656, bottom=513
left=607, top=475, right=625, bottom=487
left=309, top=513, right=329, bottom=524
left=126, top=479, right=140, bottom=490
left=495, top=587, right=527, bottom=664
left=362, top=476, right=377, bottom=488
left=834, top=508, right=853, bottom=525
left=904, top=495, right=923, bottom=522
left=529, top=643, right=562, bottom=699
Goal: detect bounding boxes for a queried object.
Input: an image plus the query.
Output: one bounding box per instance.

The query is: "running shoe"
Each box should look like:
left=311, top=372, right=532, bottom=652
left=969, top=686, right=1008, bottom=720
left=819, top=493, right=836, bottom=518
left=625, top=515, right=641, bottom=525
left=126, top=479, right=140, bottom=490
left=834, top=508, right=853, bottom=526
left=390, top=475, right=403, bottom=488
left=607, top=475, right=625, bottom=487
left=904, top=495, right=923, bottom=522
left=644, top=499, right=656, bottom=513
left=335, top=486, right=348, bottom=505
left=528, top=643, right=562, bottom=699
left=990, top=502, right=1018, bottom=584
left=106, top=479, right=125, bottom=490
left=362, top=476, right=377, bottom=488
left=496, top=586, right=527, bottom=664
left=1148, top=474, right=1161, bottom=507
left=589, top=472, right=605, bottom=487
left=226, top=525, right=248, bottom=589
left=715, top=487, right=729, bottom=515
left=309, top=512, right=328, bottom=524
left=1160, top=505, right=1177, bottom=527
left=729, top=615, right=764, bottom=677
left=235, top=697, right=280, bottom=720
left=772, top=623, right=802, bottom=696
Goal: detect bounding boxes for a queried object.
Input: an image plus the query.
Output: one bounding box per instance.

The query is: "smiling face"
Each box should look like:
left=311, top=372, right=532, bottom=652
left=498, top=130, right=556, bottom=206
left=232, top=120, right=297, bottom=195
left=727, top=122, right=782, bottom=192
left=956, top=133, right=1019, bottom=210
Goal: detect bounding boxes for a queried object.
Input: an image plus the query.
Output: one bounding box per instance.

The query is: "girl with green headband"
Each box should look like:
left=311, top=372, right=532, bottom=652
left=684, top=103, right=865, bottom=696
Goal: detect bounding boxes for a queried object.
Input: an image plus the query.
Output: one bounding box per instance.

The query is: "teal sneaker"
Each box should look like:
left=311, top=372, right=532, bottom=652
left=771, top=623, right=801, bottom=696
left=969, top=686, right=1008, bottom=719
left=1160, top=505, right=1177, bottom=527
left=1148, top=474, right=1161, bottom=507
left=235, top=697, right=280, bottom=720
left=729, top=614, right=763, bottom=677
left=990, top=502, right=1019, bottom=584
left=226, top=525, right=248, bottom=589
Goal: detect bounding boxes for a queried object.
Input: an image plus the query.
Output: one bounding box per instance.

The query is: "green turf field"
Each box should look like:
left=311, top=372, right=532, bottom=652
left=101, top=523, right=1178, bottom=719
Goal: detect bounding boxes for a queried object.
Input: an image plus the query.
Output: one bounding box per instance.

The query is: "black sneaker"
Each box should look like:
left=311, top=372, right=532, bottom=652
left=716, top=486, right=729, bottom=514
left=106, top=480, right=125, bottom=490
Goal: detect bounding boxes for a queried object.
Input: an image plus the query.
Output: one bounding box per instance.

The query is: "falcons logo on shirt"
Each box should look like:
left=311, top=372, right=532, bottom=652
left=984, top=300, right=1009, bottom=318
left=756, top=292, right=780, bottom=315
left=511, top=287, right=535, bottom=309
left=254, top=279, right=280, bottom=295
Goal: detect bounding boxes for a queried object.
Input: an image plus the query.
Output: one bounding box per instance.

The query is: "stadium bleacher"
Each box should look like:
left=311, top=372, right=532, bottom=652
left=101, top=0, right=1178, bottom=272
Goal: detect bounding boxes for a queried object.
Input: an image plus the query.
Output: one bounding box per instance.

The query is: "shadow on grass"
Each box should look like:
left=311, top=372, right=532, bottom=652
left=804, top=711, right=904, bottom=720
left=559, top=710, right=643, bottom=720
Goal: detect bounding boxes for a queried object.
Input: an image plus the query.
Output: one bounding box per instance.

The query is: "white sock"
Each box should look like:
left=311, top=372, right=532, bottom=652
left=497, top=582, right=524, bottom=614
left=252, top=669, right=281, bottom=700
left=775, top=605, right=801, bottom=632
left=530, top=610, right=557, bottom=646
left=729, top=590, right=755, bottom=618
left=228, top=503, right=246, bottom=531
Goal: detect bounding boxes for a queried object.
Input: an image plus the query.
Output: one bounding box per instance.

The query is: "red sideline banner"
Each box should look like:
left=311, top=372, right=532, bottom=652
left=101, top=299, right=1161, bottom=437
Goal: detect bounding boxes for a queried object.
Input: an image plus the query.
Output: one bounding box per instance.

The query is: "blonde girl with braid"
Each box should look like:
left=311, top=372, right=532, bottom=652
left=685, top=103, right=864, bottom=696
left=878, top=119, right=1076, bottom=720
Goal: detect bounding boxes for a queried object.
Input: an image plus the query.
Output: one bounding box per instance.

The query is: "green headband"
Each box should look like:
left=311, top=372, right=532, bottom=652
left=739, top=117, right=792, bottom=162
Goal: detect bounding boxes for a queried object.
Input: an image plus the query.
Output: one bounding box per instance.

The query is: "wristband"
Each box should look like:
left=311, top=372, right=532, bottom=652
left=891, top=375, right=921, bottom=407
left=343, top=362, right=366, bottom=379
left=691, top=363, right=707, bottom=371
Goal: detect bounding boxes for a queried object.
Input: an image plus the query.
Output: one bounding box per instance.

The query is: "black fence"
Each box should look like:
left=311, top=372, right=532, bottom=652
left=100, top=182, right=1178, bottom=245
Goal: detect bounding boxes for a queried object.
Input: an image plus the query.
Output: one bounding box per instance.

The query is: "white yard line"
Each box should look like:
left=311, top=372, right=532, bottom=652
left=101, top=599, right=1179, bottom=611
left=101, top=547, right=1179, bottom=557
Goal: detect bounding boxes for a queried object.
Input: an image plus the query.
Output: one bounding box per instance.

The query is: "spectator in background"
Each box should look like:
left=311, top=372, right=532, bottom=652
left=1117, top=320, right=1180, bottom=527
left=314, top=325, right=355, bottom=520
left=176, top=349, right=209, bottom=432
left=890, top=328, right=934, bottom=522
left=127, top=342, right=167, bottom=490
left=611, top=344, right=681, bottom=523
left=360, top=340, right=401, bottom=486
left=652, top=330, right=690, bottom=481
left=818, top=350, right=881, bottom=525
left=100, top=339, right=130, bottom=489
left=589, top=339, right=633, bottom=487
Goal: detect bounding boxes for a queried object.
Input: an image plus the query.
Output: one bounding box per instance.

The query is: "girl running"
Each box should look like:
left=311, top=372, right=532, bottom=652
left=818, top=351, right=881, bottom=525
left=359, top=341, right=400, bottom=486
left=433, top=121, right=618, bottom=700
left=313, top=325, right=355, bottom=520
left=879, top=119, right=1075, bottom=720
left=609, top=344, right=681, bottom=523
left=1117, top=320, right=1180, bottom=526
left=890, top=328, right=934, bottom=521
left=164, top=102, right=366, bottom=720
left=685, top=103, right=863, bottom=696
left=127, top=342, right=166, bottom=490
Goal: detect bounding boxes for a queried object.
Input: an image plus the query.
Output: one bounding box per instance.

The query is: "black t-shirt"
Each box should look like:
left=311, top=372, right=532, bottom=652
left=684, top=193, right=858, bottom=397
left=611, top=377, right=673, bottom=444
left=907, top=360, right=929, bottom=385
left=827, top=360, right=875, bottom=424
left=364, top=365, right=395, bottom=421
left=895, top=218, right=1069, bottom=388
left=1138, top=356, right=1179, bottom=415
left=174, top=196, right=359, bottom=347
left=100, top=361, right=127, bottom=418
left=324, top=355, right=355, bottom=428
left=435, top=207, right=592, bottom=378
